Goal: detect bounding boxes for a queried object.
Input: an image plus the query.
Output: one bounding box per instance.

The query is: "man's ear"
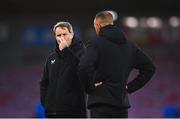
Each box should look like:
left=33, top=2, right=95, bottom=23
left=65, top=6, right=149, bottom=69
left=99, top=23, right=103, bottom=29
left=97, top=23, right=102, bottom=30
left=70, top=32, right=74, bottom=39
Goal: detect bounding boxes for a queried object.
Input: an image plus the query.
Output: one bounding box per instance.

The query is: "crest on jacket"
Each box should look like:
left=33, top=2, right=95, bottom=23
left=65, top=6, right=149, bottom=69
left=51, top=59, right=56, bottom=64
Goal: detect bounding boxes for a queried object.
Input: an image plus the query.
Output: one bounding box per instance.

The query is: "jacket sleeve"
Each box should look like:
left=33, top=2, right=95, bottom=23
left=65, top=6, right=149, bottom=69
left=78, top=40, right=98, bottom=93
left=127, top=47, right=156, bottom=93
left=40, top=60, right=49, bottom=107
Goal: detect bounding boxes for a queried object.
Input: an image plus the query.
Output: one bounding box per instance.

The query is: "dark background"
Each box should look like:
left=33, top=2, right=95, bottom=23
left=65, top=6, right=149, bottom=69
left=0, top=0, right=180, bottom=117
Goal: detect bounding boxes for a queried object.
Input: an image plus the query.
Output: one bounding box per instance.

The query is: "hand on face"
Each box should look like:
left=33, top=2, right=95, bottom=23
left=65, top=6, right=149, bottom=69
left=55, top=27, right=73, bottom=51
left=57, top=37, right=68, bottom=51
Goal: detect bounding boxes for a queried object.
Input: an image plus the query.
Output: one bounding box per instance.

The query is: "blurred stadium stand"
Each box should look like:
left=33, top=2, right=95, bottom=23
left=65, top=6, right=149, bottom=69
left=0, top=0, right=180, bottom=117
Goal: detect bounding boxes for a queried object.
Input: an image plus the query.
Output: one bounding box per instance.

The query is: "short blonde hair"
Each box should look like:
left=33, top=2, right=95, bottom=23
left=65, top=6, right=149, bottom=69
left=53, top=21, right=74, bottom=34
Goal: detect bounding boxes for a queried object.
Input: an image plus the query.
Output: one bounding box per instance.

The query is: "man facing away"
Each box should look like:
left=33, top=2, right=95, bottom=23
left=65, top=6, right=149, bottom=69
left=40, top=21, right=86, bottom=118
left=78, top=10, right=156, bottom=118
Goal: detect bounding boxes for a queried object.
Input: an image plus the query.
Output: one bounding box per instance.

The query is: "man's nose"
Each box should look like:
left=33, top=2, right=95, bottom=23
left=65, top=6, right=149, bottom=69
left=60, top=35, right=65, bottom=39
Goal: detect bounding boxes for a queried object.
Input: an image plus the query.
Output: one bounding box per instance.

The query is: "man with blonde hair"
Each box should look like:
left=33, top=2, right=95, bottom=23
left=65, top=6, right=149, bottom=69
left=40, top=21, right=86, bottom=117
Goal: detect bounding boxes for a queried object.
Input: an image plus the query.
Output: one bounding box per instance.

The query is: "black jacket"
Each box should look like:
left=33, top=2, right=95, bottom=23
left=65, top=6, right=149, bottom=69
left=78, top=25, right=155, bottom=109
left=40, top=36, right=86, bottom=117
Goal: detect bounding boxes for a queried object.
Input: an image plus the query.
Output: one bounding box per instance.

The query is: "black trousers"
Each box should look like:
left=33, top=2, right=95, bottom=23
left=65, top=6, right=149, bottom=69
left=90, top=104, right=128, bottom=118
